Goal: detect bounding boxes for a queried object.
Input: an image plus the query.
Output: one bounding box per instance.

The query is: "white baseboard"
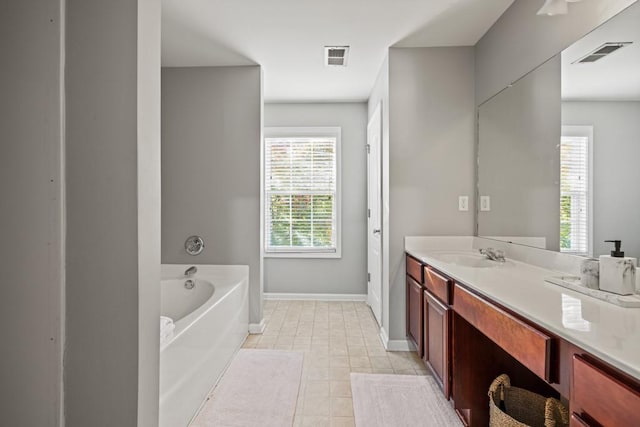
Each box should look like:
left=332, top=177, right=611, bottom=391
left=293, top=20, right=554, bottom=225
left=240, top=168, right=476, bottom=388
left=264, top=292, right=367, bottom=302
left=379, top=327, right=416, bottom=352
left=248, top=319, right=266, bottom=334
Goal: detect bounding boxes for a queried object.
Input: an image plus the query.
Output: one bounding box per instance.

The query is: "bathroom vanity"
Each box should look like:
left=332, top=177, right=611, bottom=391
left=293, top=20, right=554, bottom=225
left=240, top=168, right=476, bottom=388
left=405, top=237, right=640, bottom=427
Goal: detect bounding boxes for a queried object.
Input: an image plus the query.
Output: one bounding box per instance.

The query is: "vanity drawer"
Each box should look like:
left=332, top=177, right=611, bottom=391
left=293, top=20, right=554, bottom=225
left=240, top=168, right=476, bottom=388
left=453, top=284, right=552, bottom=381
left=406, top=255, right=423, bottom=284
left=571, top=355, right=640, bottom=426
left=424, top=266, right=451, bottom=304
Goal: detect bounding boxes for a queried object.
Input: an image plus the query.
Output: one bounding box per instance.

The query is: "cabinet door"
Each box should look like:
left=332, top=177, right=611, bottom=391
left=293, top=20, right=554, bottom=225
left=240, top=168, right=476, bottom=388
left=424, top=290, right=451, bottom=399
left=406, top=276, right=424, bottom=358
left=571, top=355, right=640, bottom=427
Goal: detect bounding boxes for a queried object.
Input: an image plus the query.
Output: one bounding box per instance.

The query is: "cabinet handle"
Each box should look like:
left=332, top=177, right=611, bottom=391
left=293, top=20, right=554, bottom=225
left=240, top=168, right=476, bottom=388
left=373, top=229, right=381, bottom=234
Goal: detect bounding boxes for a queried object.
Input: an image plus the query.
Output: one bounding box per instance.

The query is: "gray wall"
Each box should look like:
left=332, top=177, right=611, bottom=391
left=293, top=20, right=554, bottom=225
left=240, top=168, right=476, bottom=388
left=65, top=1, right=161, bottom=426
left=385, top=47, right=476, bottom=341
left=476, top=0, right=637, bottom=105
left=0, top=1, right=64, bottom=425
left=263, top=103, right=368, bottom=295
left=478, top=56, right=561, bottom=251
left=562, top=101, right=640, bottom=259
left=162, top=66, right=263, bottom=324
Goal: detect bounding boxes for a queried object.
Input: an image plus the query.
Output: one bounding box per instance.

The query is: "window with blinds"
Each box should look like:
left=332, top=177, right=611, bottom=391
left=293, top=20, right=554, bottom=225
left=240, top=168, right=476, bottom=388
left=264, top=128, right=341, bottom=256
left=560, top=126, right=592, bottom=256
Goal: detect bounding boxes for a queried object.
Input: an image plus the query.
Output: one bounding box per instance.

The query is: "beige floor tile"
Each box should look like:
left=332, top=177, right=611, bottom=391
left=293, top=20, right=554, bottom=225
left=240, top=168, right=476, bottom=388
left=393, top=368, right=417, bottom=375
left=303, top=395, right=331, bottom=415
left=349, top=356, right=371, bottom=368
left=294, top=336, right=312, bottom=345
left=371, top=368, right=395, bottom=374
left=330, top=380, right=351, bottom=397
left=276, top=335, right=295, bottom=345
left=369, top=356, right=392, bottom=369
left=274, top=343, right=294, bottom=350
left=258, top=335, right=278, bottom=345
left=329, top=356, right=349, bottom=368
left=345, top=328, right=362, bottom=337
left=346, top=336, right=365, bottom=347
left=305, top=380, right=330, bottom=398
left=329, top=367, right=351, bottom=381
left=226, top=300, right=433, bottom=427
left=254, top=342, right=275, bottom=349
left=302, top=416, right=331, bottom=426
left=330, top=397, right=354, bottom=417
left=331, top=417, right=355, bottom=427
left=308, top=355, right=330, bottom=368
left=349, top=367, right=372, bottom=374
left=347, top=346, right=367, bottom=357
left=389, top=356, right=414, bottom=371
left=329, top=347, right=348, bottom=357
left=306, top=367, right=330, bottom=380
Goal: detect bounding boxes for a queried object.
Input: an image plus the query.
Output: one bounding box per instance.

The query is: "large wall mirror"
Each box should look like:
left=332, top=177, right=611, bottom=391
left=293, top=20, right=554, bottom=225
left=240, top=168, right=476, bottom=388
left=478, top=2, right=640, bottom=259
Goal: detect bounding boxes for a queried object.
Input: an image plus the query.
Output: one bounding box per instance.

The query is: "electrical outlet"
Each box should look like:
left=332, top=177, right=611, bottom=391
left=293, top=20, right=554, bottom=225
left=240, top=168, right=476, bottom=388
left=458, top=196, right=469, bottom=211
left=480, top=196, right=491, bottom=212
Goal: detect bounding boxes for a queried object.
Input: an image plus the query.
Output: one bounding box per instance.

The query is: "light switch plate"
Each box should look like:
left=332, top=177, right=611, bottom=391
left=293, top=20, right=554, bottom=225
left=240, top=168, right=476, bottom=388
left=458, top=196, right=469, bottom=211
left=480, top=196, right=491, bottom=211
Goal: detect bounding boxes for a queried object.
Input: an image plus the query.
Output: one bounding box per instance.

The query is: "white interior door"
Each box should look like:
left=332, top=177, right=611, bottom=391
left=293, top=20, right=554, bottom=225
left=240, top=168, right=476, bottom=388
left=367, top=103, right=382, bottom=326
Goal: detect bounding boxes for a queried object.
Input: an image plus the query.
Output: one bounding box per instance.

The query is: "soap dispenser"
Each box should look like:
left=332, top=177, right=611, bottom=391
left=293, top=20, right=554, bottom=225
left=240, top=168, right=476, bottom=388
left=599, top=240, right=637, bottom=295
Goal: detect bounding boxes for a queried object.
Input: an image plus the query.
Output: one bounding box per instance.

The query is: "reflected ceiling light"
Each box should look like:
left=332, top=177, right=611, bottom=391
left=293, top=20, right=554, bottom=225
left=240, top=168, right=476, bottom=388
left=537, top=0, right=569, bottom=16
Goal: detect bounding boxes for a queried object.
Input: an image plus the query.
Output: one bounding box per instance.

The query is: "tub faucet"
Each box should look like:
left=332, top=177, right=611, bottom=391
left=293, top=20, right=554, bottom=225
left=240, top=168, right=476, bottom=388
left=185, top=266, right=197, bottom=277
left=479, top=248, right=506, bottom=262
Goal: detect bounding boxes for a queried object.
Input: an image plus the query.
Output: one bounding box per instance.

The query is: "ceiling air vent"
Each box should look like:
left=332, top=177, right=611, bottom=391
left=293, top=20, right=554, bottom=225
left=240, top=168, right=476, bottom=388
left=325, top=46, right=349, bottom=67
left=573, top=42, right=632, bottom=64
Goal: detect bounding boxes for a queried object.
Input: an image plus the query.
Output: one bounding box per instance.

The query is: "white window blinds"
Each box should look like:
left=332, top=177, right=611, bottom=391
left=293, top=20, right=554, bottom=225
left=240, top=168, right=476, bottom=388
left=560, top=131, right=591, bottom=255
left=265, top=135, right=338, bottom=253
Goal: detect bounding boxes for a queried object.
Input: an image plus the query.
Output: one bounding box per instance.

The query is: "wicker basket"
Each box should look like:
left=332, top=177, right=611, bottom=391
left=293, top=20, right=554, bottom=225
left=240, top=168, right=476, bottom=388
left=488, top=374, right=569, bottom=427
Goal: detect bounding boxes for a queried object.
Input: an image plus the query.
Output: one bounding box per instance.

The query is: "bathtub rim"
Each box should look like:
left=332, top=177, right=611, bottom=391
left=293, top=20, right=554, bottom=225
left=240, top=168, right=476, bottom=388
left=160, top=264, right=249, bottom=352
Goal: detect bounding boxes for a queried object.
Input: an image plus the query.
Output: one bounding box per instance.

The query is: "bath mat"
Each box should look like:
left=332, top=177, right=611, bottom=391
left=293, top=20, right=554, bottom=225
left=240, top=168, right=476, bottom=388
left=191, top=349, right=303, bottom=427
left=351, top=373, right=462, bottom=427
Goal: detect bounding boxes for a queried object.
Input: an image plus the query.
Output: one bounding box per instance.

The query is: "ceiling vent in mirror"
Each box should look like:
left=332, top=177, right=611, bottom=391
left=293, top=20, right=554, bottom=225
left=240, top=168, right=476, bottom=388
left=573, top=42, right=632, bottom=64
left=325, top=46, right=349, bottom=67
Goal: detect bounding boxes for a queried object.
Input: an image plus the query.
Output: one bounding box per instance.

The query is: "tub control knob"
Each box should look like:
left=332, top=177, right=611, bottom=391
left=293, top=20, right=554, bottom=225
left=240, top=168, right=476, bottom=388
left=185, top=235, right=205, bottom=256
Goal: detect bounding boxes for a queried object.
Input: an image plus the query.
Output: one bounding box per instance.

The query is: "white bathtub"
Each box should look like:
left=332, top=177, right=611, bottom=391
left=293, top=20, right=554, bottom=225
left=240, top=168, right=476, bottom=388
left=159, top=264, right=249, bottom=427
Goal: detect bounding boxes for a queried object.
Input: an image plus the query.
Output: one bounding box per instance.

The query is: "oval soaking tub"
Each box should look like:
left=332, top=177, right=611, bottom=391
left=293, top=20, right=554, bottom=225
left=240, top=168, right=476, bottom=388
left=159, top=264, right=249, bottom=427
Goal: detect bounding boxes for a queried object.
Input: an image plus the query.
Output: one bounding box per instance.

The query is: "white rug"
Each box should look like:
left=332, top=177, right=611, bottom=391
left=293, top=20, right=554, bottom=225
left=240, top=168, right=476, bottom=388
left=351, top=373, right=462, bottom=427
left=191, top=349, right=303, bottom=427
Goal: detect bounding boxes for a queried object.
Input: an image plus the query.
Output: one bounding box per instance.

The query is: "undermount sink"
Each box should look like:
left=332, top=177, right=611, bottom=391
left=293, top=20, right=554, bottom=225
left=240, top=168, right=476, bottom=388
left=428, top=252, right=505, bottom=268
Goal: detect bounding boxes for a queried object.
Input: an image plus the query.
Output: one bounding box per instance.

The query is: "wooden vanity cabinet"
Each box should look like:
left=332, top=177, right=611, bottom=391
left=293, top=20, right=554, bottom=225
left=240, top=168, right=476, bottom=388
left=404, top=252, right=640, bottom=427
left=406, top=275, right=424, bottom=358
left=571, top=355, right=640, bottom=427
left=424, top=290, right=451, bottom=398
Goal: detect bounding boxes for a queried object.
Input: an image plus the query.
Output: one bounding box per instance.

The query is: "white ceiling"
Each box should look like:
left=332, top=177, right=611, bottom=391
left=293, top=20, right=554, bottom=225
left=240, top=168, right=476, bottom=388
left=562, top=2, right=640, bottom=101
left=162, top=0, right=514, bottom=102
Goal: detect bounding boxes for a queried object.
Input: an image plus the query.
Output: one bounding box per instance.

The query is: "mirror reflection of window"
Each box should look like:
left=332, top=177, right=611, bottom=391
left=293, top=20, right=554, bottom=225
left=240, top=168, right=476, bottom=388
left=560, top=126, right=593, bottom=256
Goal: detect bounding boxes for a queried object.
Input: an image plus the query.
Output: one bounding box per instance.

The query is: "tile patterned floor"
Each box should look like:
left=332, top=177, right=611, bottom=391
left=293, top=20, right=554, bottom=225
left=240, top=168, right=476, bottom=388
left=240, top=300, right=429, bottom=427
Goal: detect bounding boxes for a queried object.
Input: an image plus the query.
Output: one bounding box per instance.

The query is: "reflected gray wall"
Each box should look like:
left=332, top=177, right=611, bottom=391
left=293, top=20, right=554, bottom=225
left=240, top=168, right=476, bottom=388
left=562, top=101, right=640, bottom=259
left=162, top=66, right=263, bottom=324
left=263, top=103, right=368, bottom=296
left=476, top=0, right=637, bottom=105
left=0, top=1, right=64, bottom=425
left=478, top=57, right=561, bottom=251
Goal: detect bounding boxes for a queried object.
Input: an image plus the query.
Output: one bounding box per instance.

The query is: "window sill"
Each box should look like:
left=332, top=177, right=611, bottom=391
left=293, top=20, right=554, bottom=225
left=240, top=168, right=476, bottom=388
left=264, top=250, right=342, bottom=259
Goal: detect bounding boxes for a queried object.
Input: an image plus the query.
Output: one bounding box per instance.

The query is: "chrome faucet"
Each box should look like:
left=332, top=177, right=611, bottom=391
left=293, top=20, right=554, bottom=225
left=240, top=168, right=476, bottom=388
left=185, top=266, right=197, bottom=277
left=479, top=248, right=506, bottom=262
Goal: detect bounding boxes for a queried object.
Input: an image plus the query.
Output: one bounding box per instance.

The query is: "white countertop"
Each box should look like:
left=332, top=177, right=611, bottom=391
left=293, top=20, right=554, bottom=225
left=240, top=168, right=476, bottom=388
left=405, top=236, right=640, bottom=381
